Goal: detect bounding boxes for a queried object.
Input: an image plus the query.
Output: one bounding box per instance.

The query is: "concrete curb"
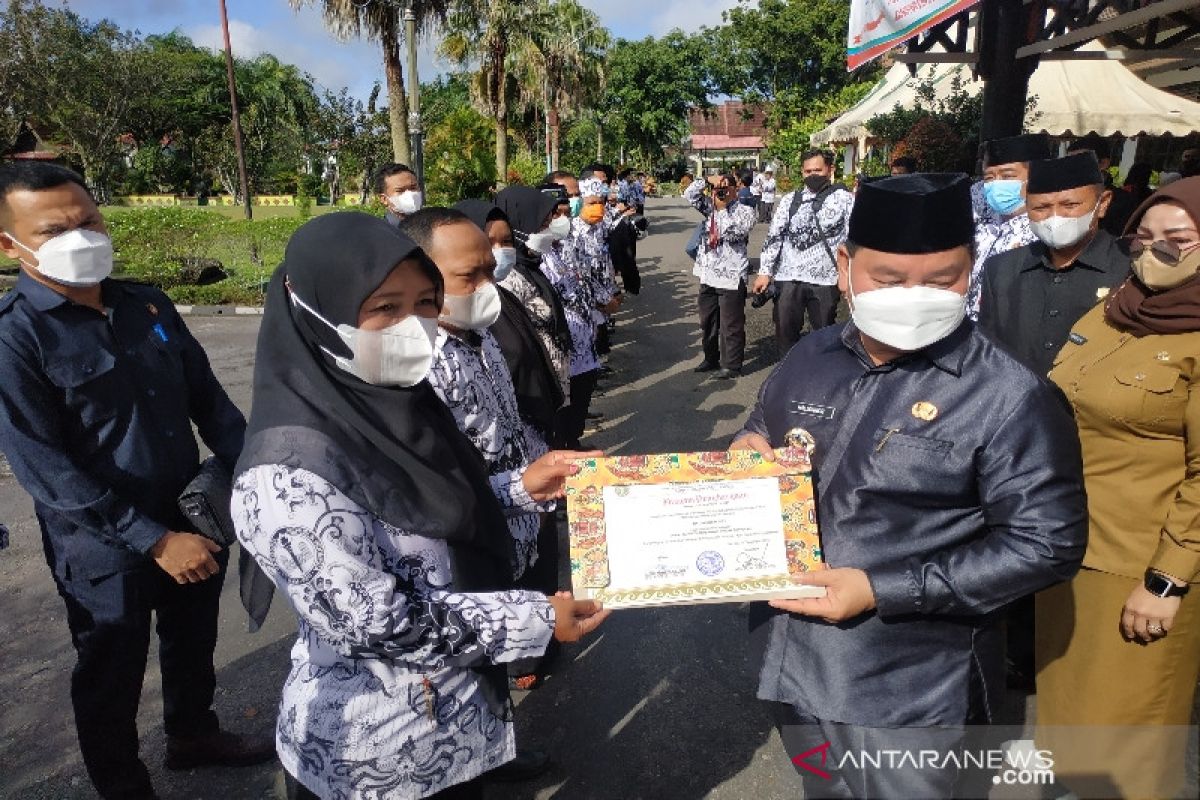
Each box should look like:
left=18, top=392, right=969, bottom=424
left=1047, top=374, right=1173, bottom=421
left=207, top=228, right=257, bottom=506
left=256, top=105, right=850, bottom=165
left=175, top=305, right=264, bottom=316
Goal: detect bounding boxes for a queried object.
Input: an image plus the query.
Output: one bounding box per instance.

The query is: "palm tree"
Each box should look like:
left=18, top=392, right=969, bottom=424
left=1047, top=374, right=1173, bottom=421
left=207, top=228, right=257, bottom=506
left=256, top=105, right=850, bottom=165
left=440, top=0, right=547, bottom=186
left=519, top=0, right=608, bottom=172
left=289, top=0, right=449, bottom=165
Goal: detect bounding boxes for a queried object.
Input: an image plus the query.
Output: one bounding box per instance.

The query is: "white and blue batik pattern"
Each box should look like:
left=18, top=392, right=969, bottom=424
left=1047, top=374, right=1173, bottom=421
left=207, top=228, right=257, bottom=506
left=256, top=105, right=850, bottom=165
left=233, top=465, right=555, bottom=800
left=429, top=327, right=551, bottom=579
left=540, top=243, right=601, bottom=377
left=757, top=186, right=854, bottom=287
left=684, top=179, right=759, bottom=291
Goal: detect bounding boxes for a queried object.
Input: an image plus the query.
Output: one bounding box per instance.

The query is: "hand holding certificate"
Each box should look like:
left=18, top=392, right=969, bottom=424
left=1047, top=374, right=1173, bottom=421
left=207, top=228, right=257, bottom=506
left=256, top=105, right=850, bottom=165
left=565, top=447, right=825, bottom=608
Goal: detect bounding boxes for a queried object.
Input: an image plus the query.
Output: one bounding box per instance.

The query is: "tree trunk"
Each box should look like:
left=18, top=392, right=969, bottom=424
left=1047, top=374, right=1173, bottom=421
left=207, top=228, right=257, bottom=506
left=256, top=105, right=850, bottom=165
left=596, top=122, right=603, bottom=160
left=549, top=105, right=560, bottom=172
left=495, top=111, right=509, bottom=189
left=382, top=30, right=411, bottom=165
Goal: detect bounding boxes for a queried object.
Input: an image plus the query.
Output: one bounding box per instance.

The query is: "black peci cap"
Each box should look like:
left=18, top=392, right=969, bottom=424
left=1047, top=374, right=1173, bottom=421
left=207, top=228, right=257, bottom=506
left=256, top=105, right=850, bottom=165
left=982, top=133, right=1053, bottom=167
left=1026, top=152, right=1105, bottom=195
left=848, top=173, right=974, bottom=254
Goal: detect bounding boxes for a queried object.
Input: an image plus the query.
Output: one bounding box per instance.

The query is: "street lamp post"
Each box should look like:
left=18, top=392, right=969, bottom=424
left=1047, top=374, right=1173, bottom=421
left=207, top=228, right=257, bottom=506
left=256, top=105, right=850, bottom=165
left=403, top=1, right=425, bottom=188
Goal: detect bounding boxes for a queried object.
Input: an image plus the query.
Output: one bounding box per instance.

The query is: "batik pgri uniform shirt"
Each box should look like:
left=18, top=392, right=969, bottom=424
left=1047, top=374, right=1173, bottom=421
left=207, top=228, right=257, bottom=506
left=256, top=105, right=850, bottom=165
left=969, top=179, right=1038, bottom=319
left=684, top=179, right=758, bottom=290
left=740, top=321, right=1087, bottom=727
left=233, top=465, right=555, bottom=800
left=498, top=269, right=571, bottom=398
left=540, top=244, right=601, bottom=377
left=758, top=187, right=854, bottom=286
left=570, top=217, right=619, bottom=320
left=429, top=327, right=550, bottom=579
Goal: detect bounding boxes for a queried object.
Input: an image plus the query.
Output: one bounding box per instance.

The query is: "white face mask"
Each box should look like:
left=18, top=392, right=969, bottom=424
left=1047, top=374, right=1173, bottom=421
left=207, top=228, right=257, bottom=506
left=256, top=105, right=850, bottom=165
left=492, top=247, right=517, bottom=281
left=388, top=190, right=423, bottom=216
left=548, top=215, right=572, bottom=241
left=290, top=290, right=438, bottom=387
left=1029, top=202, right=1099, bottom=250
left=848, top=259, right=966, bottom=352
left=520, top=230, right=556, bottom=255
left=7, top=228, right=114, bottom=287
left=440, top=281, right=502, bottom=331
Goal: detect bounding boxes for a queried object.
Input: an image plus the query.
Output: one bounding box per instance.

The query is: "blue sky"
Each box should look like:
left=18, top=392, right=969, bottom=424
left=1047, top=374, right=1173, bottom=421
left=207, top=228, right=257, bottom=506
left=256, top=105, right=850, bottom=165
left=65, top=0, right=742, bottom=100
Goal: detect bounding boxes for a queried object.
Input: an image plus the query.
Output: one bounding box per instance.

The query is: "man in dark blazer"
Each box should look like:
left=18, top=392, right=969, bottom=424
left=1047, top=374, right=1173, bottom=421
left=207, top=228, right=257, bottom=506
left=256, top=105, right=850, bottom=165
left=979, top=152, right=1133, bottom=378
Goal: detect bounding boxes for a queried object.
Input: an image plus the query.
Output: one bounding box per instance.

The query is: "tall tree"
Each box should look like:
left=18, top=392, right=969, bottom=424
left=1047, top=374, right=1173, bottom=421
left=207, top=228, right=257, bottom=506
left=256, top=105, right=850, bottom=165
left=290, top=0, right=450, bottom=165
left=0, top=0, right=148, bottom=199
left=441, top=0, right=547, bottom=186
left=519, top=0, right=609, bottom=172
left=707, top=0, right=878, bottom=123
left=601, top=32, right=713, bottom=166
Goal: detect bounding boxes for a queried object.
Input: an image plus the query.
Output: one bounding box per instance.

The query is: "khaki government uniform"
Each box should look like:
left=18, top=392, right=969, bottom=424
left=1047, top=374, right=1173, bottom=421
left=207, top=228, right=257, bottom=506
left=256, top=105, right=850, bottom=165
left=1038, top=302, right=1200, bottom=799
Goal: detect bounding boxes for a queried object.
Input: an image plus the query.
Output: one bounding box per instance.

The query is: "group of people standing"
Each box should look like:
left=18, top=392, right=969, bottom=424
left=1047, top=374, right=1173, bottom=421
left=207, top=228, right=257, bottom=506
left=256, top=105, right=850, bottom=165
left=1, top=133, right=1199, bottom=800
left=0, top=158, right=651, bottom=799
left=683, top=137, right=1199, bottom=797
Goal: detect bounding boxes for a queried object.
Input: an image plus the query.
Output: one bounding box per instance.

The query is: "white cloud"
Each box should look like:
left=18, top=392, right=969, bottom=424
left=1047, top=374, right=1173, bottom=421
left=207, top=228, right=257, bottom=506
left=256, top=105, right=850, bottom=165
left=185, top=8, right=447, bottom=103
left=580, top=0, right=742, bottom=37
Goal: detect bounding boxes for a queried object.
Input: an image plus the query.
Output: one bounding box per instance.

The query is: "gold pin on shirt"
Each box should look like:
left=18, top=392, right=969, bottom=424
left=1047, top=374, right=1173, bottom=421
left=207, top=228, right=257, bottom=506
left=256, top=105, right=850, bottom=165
left=784, top=428, right=817, bottom=457
left=1157, top=351, right=1171, bottom=362
left=911, top=402, right=939, bottom=422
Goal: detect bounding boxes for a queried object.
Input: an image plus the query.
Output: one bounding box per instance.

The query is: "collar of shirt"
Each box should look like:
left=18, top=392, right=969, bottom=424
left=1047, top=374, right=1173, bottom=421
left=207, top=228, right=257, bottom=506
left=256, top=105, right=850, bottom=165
left=13, top=270, right=126, bottom=313
left=1025, top=229, right=1118, bottom=274
left=839, top=319, right=970, bottom=377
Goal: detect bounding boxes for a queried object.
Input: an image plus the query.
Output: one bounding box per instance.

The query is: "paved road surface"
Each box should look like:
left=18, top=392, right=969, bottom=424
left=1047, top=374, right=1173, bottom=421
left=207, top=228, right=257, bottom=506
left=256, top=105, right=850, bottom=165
left=1, top=198, right=1191, bottom=799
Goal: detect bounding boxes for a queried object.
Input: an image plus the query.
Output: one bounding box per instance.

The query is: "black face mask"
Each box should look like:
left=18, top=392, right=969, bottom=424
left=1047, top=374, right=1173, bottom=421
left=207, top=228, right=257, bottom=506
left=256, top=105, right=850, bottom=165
left=804, top=174, right=831, bottom=193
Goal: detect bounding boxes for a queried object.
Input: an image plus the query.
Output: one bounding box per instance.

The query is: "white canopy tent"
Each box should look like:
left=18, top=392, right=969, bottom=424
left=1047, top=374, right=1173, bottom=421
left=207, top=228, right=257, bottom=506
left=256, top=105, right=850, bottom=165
left=811, top=41, right=1200, bottom=174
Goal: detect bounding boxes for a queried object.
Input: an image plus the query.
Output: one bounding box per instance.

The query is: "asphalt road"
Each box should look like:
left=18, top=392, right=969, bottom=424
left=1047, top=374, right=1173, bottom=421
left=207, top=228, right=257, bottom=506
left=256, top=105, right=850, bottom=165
left=1, top=198, right=1190, bottom=799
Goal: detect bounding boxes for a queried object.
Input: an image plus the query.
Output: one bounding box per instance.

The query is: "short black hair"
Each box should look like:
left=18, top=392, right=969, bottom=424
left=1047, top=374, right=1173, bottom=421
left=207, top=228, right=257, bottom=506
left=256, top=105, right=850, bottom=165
left=371, top=162, right=416, bottom=195
left=801, top=149, right=835, bottom=167
left=397, top=206, right=472, bottom=253
left=0, top=161, right=90, bottom=223
left=739, top=169, right=754, bottom=187
left=544, top=170, right=574, bottom=185
left=891, top=156, right=918, bottom=173
left=1069, top=135, right=1111, bottom=162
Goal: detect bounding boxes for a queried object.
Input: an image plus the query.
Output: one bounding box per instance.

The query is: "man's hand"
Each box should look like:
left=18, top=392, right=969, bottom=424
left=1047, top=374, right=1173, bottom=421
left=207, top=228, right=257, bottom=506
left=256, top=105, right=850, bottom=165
left=602, top=297, right=622, bottom=315
left=522, top=450, right=604, bottom=502
left=549, top=591, right=611, bottom=643
left=768, top=568, right=877, bottom=623
left=1121, top=583, right=1181, bottom=643
left=752, top=275, right=772, bottom=295
left=730, top=432, right=775, bottom=461
left=151, top=531, right=222, bottom=584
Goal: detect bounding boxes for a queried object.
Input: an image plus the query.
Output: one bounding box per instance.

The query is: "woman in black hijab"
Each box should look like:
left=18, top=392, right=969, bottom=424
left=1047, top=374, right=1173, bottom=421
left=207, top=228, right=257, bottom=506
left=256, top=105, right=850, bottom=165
left=232, top=213, right=607, bottom=800
left=453, top=199, right=563, bottom=440
left=492, top=188, right=574, bottom=443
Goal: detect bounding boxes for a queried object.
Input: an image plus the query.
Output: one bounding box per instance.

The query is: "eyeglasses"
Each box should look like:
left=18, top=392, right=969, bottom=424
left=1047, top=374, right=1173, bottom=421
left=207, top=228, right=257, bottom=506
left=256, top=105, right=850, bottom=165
left=1120, top=236, right=1200, bottom=265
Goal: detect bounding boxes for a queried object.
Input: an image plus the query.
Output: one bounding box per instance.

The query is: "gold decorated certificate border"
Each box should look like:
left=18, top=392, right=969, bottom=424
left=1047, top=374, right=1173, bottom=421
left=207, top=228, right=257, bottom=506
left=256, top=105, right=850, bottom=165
left=566, top=448, right=823, bottom=599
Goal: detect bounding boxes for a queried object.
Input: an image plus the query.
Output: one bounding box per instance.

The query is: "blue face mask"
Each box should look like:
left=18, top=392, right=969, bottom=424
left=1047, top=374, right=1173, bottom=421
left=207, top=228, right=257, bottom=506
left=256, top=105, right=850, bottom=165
left=569, top=196, right=584, bottom=217
left=982, top=179, right=1025, bottom=215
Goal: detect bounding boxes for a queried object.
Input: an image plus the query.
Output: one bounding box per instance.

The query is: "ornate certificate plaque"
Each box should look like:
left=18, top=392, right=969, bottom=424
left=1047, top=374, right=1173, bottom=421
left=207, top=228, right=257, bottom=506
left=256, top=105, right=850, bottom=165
left=566, top=448, right=824, bottom=608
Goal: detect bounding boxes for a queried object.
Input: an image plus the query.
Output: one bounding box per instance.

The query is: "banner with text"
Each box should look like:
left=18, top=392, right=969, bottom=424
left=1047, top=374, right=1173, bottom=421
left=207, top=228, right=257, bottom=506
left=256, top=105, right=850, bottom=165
left=848, top=0, right=981, bottom=71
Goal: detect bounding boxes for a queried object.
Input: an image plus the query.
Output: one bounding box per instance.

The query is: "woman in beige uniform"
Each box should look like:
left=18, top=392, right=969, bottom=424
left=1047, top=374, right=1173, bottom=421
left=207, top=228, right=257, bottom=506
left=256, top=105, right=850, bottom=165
left=1037, top=177, right=1200, bottom=799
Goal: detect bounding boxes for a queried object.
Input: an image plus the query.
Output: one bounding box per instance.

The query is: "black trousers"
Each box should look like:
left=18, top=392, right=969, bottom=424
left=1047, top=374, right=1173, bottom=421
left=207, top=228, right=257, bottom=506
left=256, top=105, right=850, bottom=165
left=555, top=369, right=599, bottom=449
left=286, top=771, right=483, bottom=799
left=698, top=281, right=747, bottom=371
left=54, top=548, right=228, bottom=799
left=774, top=280, right=840, bottom=356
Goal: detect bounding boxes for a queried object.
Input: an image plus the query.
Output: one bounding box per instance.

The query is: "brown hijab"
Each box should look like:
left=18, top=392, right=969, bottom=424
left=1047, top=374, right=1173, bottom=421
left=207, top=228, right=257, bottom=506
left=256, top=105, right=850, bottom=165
left=1105, top=176, right=1200, bottom=336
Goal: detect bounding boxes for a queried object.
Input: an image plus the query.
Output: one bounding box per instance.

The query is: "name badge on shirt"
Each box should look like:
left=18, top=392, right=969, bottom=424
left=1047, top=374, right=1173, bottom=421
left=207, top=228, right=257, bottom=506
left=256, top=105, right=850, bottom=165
left=791, top=401, right=836, bottom=420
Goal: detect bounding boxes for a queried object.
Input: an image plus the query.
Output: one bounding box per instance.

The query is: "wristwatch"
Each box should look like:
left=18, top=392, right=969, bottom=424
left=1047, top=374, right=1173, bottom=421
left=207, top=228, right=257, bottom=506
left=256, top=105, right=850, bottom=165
left=1144, top=569, right=1190, bottom=598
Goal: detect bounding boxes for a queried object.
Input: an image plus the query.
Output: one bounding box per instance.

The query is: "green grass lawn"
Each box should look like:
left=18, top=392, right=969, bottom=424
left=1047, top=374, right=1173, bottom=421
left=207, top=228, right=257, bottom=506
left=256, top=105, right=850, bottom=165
left=100, top=204, right=341, bottom=220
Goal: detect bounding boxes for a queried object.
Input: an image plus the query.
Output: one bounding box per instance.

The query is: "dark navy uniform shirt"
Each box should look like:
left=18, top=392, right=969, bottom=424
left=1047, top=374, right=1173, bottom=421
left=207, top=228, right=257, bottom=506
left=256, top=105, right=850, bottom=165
left=978, top=229, right=1131, bottom=376
left=0, top=272, right=245, bottom=580
left=741, top=320, right=1087, bottom=727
